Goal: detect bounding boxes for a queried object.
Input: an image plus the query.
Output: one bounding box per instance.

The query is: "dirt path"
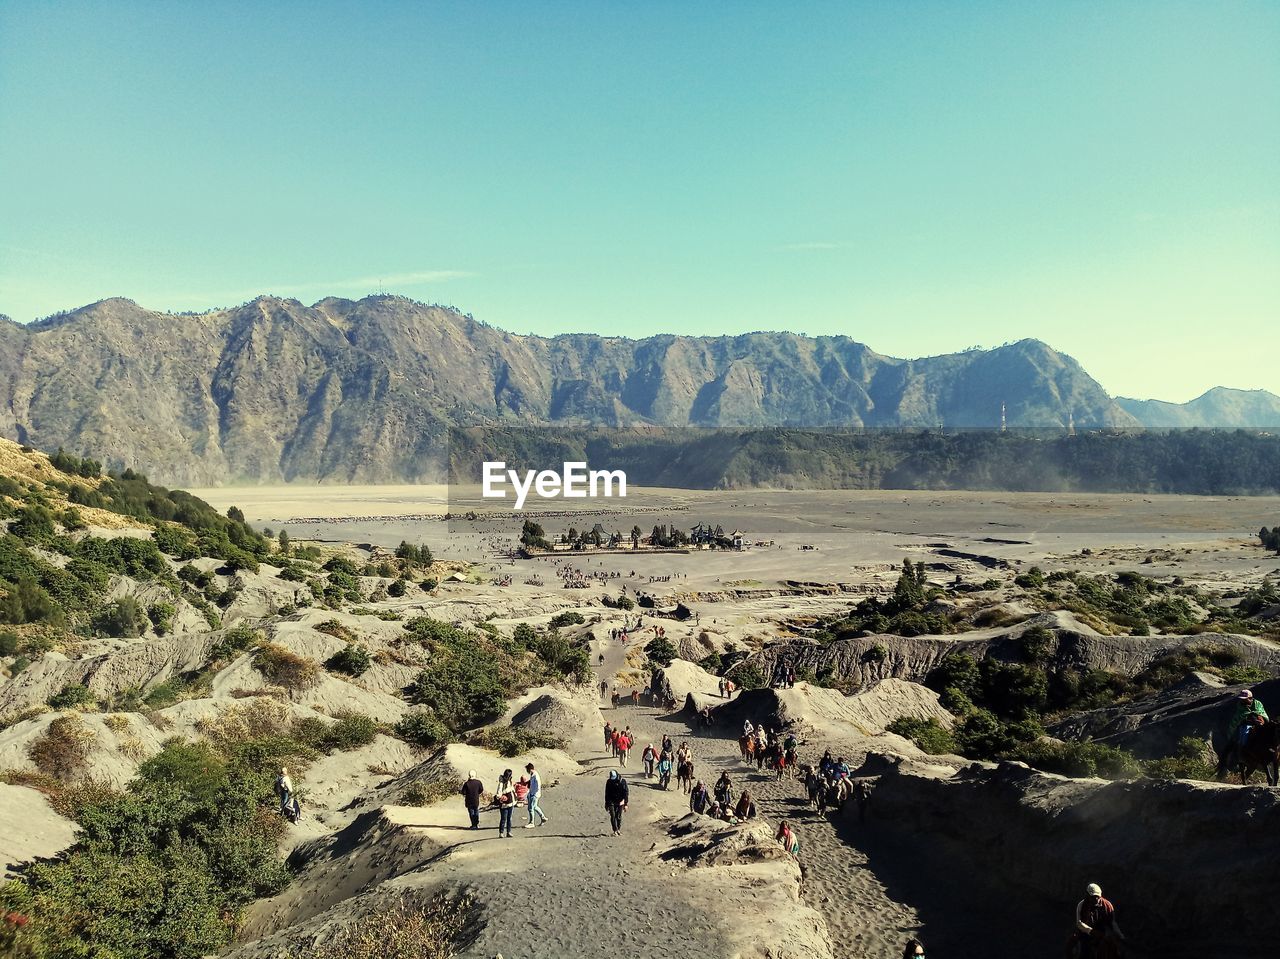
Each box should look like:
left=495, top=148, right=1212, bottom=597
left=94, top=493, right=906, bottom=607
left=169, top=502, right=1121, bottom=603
left=707, top=730, right=1068, bottom=958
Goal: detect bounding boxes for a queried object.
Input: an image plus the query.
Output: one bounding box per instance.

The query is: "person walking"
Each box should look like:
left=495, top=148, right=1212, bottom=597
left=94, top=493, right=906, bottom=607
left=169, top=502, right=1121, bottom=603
left=604, top=769, right=629, bottom=835
left=657, top=751, right=673, bottom=790
left=524, top=762, right=548, bottom=827
left=617, top=729, right=632, bottom=766
left=274, top=766, right=295, bottom=819
left=460, top=769, right=485, bottom=830
left=494, top=768, right=516, bottom=838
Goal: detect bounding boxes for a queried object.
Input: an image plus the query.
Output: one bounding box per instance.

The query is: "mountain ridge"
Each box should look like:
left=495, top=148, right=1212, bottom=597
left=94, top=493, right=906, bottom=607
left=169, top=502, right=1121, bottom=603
left=0, top=293, right=1259, bottom=485
left=1116, top=386, right=1280, bottom=428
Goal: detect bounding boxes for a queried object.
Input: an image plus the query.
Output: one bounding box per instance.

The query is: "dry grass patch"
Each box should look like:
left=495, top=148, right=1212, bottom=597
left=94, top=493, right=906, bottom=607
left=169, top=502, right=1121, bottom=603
left=28, top=715, right=95, bottom=781
left=253, top=641, right=321, bottom=690
left=285, top=891, right=477, bottom=959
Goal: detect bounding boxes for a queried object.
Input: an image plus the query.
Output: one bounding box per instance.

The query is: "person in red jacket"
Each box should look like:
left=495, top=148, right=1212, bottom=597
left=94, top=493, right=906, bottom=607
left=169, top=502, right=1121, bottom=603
left=616, top=730, right=632, bottom=766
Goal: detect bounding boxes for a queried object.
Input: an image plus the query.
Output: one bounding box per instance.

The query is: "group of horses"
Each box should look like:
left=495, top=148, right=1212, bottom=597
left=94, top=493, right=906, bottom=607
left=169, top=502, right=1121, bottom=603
left=738, top=732, right=799, bottom=780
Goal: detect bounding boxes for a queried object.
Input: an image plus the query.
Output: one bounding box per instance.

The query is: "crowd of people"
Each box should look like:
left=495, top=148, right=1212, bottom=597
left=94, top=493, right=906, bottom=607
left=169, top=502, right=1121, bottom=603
left=429, top=639, right=1144, bottom=959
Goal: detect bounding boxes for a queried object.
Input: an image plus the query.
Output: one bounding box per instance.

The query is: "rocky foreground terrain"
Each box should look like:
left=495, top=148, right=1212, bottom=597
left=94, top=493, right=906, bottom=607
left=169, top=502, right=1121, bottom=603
left=2, top=438, right=1280, bottom=957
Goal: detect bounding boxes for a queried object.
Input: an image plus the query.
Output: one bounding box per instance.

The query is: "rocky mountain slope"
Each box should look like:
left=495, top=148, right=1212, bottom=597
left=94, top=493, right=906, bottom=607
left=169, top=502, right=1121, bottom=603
left=0, top=295, right=1139, bottom=485
left=1117, top=386, right=1280, bottom=427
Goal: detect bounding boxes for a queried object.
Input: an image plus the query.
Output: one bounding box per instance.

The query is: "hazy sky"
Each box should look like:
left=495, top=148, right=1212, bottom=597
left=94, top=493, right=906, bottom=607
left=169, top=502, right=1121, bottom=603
left=1, top=1, right=1276, bottom=401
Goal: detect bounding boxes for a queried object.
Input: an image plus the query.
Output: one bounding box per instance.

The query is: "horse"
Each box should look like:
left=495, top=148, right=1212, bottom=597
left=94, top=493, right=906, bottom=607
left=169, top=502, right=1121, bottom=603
left=677, top=759, right=694, bottom=793
left=739, top=735, right=756, bottom=763
left=1237, top=719, right=1280, bottom=786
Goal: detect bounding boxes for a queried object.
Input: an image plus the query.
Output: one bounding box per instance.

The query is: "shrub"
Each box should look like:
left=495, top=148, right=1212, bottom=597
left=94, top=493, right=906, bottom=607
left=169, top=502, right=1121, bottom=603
left=142, top=677, right=192, bottom=709
left=394, top=542, right=433, bottom=567
left=95, top=597, right=147, bottom=638
left=315, top=618, right=355, bottom=640
left=887, top=716, right=956, bottom=755
left=325, top=643, right=372, bottom=676
left=28, top=715, right=95, bottom=780
left=395, top=710, right=452, bottom=748
left=0, top=577, right=62, bottom=625
left=926, top=653, right=980, bottom=700
left=1012, top=738, right=1141, bottom=780
left=419, top=577, right=438, bottom=592
left=470, top=724, right=567, bottom=757
left=0, top=630, right=18, bottom=656
left=731, top=662, right=766, bottom=690
left=209, top=625, right=260, bottom=662
left=1014, top=566, right=1046, bottom=589
left=152, top=524, right=199, bottom=559
left=644, top=637, right=678, bottom=668
left=147, top=602, right=176, bottom=636
left=512, top=622, right=537, bottom=647
left=253, top=643, right=321, bottom=690
left=1144, top=737, right=1218, bottom=782
left=862, top=643, right=888, bottom=663
left=76, top=536, right=169, bottom=580
left=387, top=578, right=407, bottom=598
left=47, top=683, right=97, bottom=710
left=1, top=737, right=290, bottom=959
left=531, top=630, right=592, bottom=683
left=1019, top=625, right=1054, bottom=662
left=978, top=660, right=1048, bottom=720
left=323, top=712, right=379, bottom=751
left=406, top=656, right=504, bottom=732
left=399, top=780, right=461, bottom=807
left=953, top=709, right=1042, bottom=760
left=549, top=611, right=585, bottom=629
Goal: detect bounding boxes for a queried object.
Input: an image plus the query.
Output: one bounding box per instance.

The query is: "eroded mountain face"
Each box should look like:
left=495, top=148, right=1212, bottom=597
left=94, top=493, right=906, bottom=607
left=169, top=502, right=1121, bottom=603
left=0, top=295, right=1136, bottom=484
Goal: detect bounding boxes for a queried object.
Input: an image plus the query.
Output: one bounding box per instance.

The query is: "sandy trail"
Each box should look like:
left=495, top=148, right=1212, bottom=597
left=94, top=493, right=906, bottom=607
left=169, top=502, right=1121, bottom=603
left=387, top=636, right=746, bottom=959
left=705, top=726, right=1069, bottom=958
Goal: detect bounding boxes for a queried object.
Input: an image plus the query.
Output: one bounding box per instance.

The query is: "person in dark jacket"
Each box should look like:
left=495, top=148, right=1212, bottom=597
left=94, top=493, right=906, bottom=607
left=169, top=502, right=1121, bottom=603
left=604, top=769, right=630, bottom=835
left=689, top=779, right=711, bottom=814
left=461, top=769, right=485, bottom=829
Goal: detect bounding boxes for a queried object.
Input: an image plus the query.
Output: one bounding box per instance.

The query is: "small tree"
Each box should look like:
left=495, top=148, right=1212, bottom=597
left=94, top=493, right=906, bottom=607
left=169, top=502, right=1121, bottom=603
left=645, top=637, right=678, bottom=668
left=278, top=530, right=291, bottom=556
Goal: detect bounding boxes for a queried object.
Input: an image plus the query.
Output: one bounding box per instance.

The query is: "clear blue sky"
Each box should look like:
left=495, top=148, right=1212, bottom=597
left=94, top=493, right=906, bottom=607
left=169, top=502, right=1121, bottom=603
left=1, top=1, right=1276, bottom=401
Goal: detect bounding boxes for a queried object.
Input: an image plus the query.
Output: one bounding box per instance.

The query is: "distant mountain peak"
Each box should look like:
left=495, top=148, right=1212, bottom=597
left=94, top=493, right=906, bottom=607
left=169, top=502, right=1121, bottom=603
left=1117, top=387, right=1280, bottom=427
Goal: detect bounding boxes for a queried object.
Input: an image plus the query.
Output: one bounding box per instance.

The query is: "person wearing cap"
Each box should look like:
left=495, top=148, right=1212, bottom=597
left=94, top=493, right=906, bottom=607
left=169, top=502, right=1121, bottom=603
left=1072, top=882, right=1124, bottom=955
left=604, top=769, right=629, bottom=835
left=1219, top=688, right=1269, bottom=777
left=460, top=769, right=485, bottom=830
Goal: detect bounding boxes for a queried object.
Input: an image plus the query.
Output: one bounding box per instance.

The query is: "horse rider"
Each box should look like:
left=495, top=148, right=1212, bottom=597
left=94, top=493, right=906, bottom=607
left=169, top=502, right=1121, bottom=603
left=1070, top=883, right=1124, bottom=958
left=1219, top=688, right=1268, bottom=776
